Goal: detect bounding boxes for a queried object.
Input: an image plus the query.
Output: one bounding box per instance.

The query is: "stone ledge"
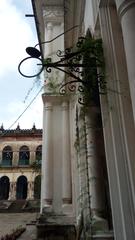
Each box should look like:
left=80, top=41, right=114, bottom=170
left=91, top=231, right=114, bottom=240
left=37, top=213, right=76, bottom=240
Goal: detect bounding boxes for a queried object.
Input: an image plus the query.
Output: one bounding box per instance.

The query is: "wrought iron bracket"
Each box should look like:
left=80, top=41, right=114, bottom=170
left=18, top=33, right=105, bottom=105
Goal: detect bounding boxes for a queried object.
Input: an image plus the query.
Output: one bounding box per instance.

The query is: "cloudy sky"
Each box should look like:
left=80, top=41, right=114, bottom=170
left=0, top=0, right=43, bottom=130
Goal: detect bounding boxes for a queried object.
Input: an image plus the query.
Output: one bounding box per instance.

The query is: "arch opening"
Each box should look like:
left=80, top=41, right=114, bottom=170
left=16, top=175, right=28, bottom=199
left=0, top=176, right=10, bottom=200
left=2, top=146, right=13, bottom=166
left=19, top=145, right=29, bottom=165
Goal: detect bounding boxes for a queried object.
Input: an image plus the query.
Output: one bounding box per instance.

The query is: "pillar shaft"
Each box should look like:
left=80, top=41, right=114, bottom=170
left=42, top=103, right=53, bottom=207
left=85, top=108, right=105, bottom=215
left=99, top=2, right=135, bottom=238
left=27, top=181, right=34, bottom=200
left=116, top=0, right=135, bottom=119
left=62, top=102, right=72, bottom=204
left=45, top=22, right=53, bottom=56
left=9, top=182, right=16, bottom=200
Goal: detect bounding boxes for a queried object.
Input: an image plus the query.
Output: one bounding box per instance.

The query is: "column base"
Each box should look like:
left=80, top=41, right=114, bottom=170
left=37, top=213, right=76, bottom=240
left=62, top=198, right=72, bottom=214
left=92, top=215, right=108, bottom=233
left=62, top=204, right=73, bottom=215
left=42, top=199, right=53, bottom=213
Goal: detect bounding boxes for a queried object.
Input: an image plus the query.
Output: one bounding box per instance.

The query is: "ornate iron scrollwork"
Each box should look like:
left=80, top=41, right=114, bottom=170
left=18, top=29, right=106, bottom=105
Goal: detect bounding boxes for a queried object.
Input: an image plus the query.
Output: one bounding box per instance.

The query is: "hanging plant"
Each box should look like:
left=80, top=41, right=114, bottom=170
left=78, top=29, right=106, bottom=106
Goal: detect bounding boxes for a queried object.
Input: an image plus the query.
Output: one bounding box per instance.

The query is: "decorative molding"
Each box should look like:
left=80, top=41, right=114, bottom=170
left=117, top=0, right=135, bottom=20
left=43, top=6, right=64, bottom=24
left=62, top=198, right=72, bottom=204
left=61, top=102, right=69, bottom=111
left=44, top=104, right=53, bottom=111
left=42, top=94, right=69, bottom=105
left=44, top=198, right=53, bottom=205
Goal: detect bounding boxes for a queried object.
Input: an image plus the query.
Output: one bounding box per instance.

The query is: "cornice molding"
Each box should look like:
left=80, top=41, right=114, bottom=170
left=42, top=94, right=70, bottom=105
left=117, top=0, right=135, bottom=19
left=43, top=6, right=64, bottom=24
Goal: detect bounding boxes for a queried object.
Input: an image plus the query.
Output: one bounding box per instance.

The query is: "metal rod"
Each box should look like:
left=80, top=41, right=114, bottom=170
left=25, top=14, right=34, bottom=17
left=34, top=25, right=79, bottom=47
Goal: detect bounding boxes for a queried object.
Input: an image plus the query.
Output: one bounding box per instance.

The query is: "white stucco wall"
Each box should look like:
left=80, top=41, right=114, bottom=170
left=84, top=0, right=94, bottom=33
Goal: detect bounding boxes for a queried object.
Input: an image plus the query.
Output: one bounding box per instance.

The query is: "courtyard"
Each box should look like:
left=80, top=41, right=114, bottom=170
left=0, top=212, right=39, bottom=237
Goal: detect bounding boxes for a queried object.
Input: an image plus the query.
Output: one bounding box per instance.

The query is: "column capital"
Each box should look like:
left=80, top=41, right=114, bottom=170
left=46, top=22, right=53, bottom=30
left=43, top=6, right=64, bottom=25
left=61, top=101, right=69, bottom=111
left=45, top=103, right=53, bottom=111
left=117, top=0, right=135, bottom=19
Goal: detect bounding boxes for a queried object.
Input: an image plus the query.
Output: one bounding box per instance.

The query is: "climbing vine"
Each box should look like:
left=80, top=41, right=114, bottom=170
left=78, top=29, right=106, bottom=106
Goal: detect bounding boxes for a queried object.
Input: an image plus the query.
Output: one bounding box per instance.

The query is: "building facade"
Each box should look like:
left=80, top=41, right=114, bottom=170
left=31, top=0, right=135, bottom=239
left=0, top=124, right=42, bottom=201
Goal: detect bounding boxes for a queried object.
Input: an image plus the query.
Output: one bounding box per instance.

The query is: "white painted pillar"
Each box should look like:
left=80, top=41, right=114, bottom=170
left=41, top=102, right=53, bottom=209
left=30, top=150, right=35, bottom=165
left=9, top=182, right=16, bottom=200
left=31, top=181, right=34, bottom=200
left=61, top=102, right=72, bottom=206
left=116, top=0, right=135, bottom=120
left=8, top=182, right=13, bottom=200
left=85, top=107, right=108, bottom=230
left=27, top=181, right=34, bottom=200
left=99, top=2, right=135, bottom=238
left=13, top=150, right=19, bottom=166
left=45, top=22, right=53, bottom=56
left=0, top=150, right=2, bottom=165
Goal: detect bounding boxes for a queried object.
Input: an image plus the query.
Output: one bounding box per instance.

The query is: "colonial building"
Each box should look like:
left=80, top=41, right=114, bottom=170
left=27, top=0, right=135, bottom=239
left=0, top=124, right=42, bottom=202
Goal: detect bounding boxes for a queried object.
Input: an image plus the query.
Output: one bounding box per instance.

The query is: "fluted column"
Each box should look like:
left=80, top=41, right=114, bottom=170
left=85, top=107, right=108, bottom=230
left=46, top=22, right=53, bottom=56
left=117, top=0, right=135, bottom=218
left=116, top=0, right=135, bottom=119
left=61, top=102, right=72, bottom=206
left=42, top=102, right=53, bottom=209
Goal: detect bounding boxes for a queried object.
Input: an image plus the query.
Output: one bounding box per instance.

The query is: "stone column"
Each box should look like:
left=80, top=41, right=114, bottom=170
left=45, top=22, right=53, bottom=56
left=9, top=182, right=16, bottom=200
left=41, top=102, right=53, bottom=210
left=0, top=150, right=2, bottom=165
left=27, top=181, right=34, bottom=200
left=31, top=181, right=34, bottom=199
left=99, top=2, right=135, bottom=239
left=13, top=150, right=19, bottom=166
left=30, top=150, right=35, bottom=165
left=116, top=0, right=135, bottom=119
left=85, top=107, right=108, bottom=231
left=43, top=6, right=64, bottom=93
left=61, top=102, right=72, bottom=209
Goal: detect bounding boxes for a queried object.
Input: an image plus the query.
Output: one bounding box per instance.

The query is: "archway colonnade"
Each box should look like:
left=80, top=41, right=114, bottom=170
left=0, top=175, right=41, bottom=200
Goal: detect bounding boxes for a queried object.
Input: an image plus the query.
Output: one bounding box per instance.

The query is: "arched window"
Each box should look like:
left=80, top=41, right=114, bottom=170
left=16, top=175, right=28, bottom=199
left=35, top=145, right=42, bottom=165
left=2, top=146, right=12, bottom=166
left=19, top=145, right=29, bottom=165
left=0, top=176, right=10, bottom=200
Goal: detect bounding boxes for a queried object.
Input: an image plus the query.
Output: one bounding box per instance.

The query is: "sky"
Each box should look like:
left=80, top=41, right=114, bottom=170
left=0, top=0, right=43, bottom=130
